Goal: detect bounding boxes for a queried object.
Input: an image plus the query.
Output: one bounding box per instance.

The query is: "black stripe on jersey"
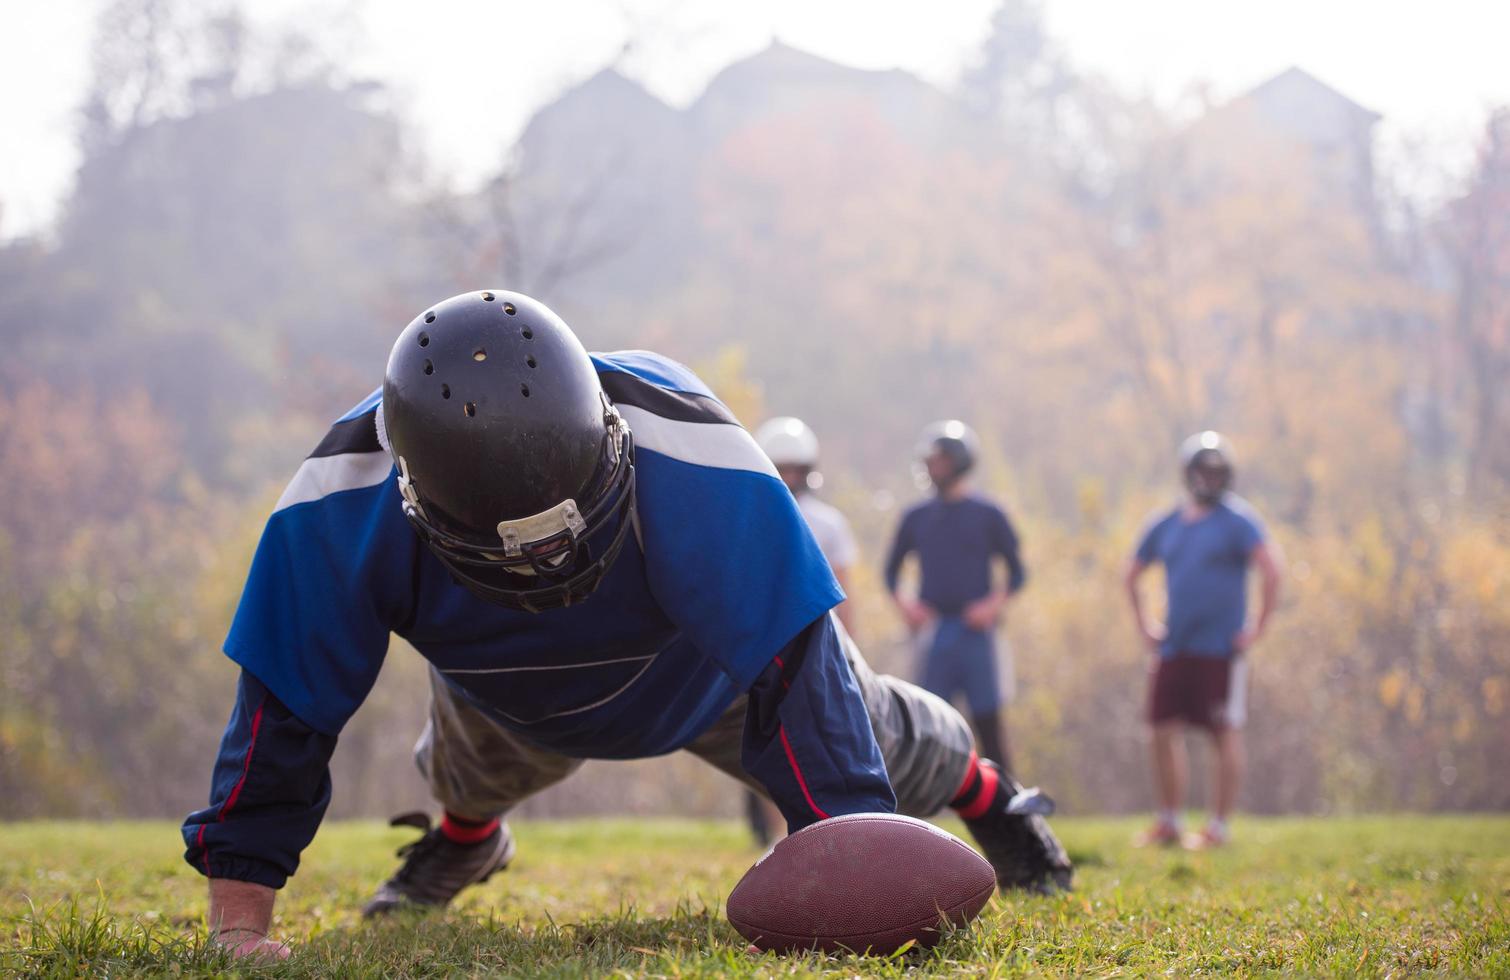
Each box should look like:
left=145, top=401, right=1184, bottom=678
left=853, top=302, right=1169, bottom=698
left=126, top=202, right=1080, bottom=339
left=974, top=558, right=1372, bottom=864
left=309, top=410, right=381, bottom=459
left=599, top=371, right=739, bottom=426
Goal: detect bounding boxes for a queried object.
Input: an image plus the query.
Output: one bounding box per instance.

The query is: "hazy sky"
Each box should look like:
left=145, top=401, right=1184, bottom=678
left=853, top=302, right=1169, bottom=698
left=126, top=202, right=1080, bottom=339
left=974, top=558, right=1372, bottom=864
left=3, top=0, right=1507, bottom=240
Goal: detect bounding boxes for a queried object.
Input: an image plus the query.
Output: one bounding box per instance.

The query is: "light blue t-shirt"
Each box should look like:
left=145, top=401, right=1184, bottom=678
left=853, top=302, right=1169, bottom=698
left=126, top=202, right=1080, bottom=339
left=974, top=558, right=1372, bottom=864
left=1135, top=496, right=1265, bottom=658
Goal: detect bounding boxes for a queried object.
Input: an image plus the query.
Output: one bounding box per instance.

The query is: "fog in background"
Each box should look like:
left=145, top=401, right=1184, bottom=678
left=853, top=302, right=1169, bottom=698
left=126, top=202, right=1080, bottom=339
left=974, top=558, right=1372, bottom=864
left=1, top=0, right=1507, bottom=822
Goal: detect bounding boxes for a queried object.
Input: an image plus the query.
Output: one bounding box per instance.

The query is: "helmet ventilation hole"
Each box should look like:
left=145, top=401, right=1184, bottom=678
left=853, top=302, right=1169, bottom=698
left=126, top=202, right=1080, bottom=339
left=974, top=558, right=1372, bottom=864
left=423, top=359, right=433, bottom=375
left=503, top=302, right=516, bottom=315
left=441, top=384, right=451, bottom=399
left=424, top=312, right=436, bottom=323
left=464, top=401, right=476, bottom=417
left=521, top=327, right=533, bottom=340
left=481, top=291, right=495, bottom=301
left=418, top=332, right=429, bottom=347
left=526, top=355, right=537, bottom=368
left=520, top=383, right=530, bottom=398
left=473, top=349, right=487, bottom=361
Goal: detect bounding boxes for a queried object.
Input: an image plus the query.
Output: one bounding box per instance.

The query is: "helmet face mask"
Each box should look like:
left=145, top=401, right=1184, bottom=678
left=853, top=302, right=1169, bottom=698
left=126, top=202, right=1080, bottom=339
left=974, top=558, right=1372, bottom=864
left=398, top=411, right=636, bottom=612
left=383, top=290, right=638, bottom=613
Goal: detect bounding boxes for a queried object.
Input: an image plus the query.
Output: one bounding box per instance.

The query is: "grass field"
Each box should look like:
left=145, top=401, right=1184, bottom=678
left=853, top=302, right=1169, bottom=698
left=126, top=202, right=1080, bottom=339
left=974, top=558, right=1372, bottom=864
left=2, top=816, right=1506, bottom=977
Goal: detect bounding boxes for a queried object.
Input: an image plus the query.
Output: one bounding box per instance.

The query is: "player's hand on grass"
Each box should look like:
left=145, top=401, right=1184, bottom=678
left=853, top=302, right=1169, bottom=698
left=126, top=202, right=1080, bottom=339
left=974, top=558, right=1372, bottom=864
left=207, top=878, right=283, bottom=960
left=214, top=928, right=291, bottom=961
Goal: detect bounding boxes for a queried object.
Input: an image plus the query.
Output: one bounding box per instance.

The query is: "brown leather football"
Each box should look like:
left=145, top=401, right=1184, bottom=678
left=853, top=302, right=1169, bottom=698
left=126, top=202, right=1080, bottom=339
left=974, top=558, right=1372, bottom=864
left=726, top=812, right=996, bottom=954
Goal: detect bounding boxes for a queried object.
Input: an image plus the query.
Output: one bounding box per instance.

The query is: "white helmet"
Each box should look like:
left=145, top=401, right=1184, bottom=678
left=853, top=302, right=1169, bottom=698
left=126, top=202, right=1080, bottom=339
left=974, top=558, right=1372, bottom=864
left=1179, top=430, right=1235, bottom=471
left=916, top=419, right=980, bottom=474
left=755, top=416, right=820, bottom=467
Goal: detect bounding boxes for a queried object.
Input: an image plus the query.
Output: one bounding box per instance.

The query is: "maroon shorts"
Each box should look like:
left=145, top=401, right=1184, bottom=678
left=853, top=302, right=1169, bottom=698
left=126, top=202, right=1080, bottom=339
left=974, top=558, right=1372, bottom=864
left=1148, top=653, right=1247, bottom=731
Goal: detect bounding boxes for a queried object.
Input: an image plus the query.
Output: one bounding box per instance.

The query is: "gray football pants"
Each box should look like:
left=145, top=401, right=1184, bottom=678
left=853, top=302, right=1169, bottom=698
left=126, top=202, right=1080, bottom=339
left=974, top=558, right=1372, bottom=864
left=414, top=616, right=977, bottom=821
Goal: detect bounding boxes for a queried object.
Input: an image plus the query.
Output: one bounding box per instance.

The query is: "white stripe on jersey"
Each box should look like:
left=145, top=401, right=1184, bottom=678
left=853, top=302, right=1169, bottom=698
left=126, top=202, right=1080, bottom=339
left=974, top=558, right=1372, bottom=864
left=272, top=398, right=767, bottom=515
left=273, top=451, right=393, bottom=513
left=619, top=404, right=778, bottom=477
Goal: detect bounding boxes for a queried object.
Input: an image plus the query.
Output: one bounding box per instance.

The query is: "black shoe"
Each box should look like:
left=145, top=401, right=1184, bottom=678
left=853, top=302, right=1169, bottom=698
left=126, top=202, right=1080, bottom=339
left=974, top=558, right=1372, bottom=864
left=962, top=762, right=1074, bottom=894
left=362, top=812, right=516, bottom=917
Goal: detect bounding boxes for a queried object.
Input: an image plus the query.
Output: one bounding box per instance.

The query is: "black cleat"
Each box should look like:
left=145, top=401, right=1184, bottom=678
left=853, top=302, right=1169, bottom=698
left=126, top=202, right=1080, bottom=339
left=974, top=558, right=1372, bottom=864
left=362, top=812, right=516, bottom=917
left=962, top=762, right=1074, bottom=894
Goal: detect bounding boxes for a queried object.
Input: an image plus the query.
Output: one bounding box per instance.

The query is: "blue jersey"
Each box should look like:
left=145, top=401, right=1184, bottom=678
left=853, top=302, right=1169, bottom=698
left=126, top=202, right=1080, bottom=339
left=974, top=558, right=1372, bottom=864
left=1135, top=496, right=1266, bottom=658
left=184, top=350, right=895, bottom=888
left=223, top=351, right=842, bottom=755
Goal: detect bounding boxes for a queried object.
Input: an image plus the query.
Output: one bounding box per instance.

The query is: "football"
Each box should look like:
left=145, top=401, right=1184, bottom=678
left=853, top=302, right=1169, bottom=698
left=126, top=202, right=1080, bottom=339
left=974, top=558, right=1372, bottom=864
left=726, top=812, right=996, bottom=955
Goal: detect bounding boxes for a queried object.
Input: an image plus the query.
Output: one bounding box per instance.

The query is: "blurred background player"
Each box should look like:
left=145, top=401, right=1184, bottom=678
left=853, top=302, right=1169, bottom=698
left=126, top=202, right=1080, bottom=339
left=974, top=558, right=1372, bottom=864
left=884, top=421, right=1026, bottom=776
left=755, top=417, right=858, bottom=631
left=747, top=416, right=860, bottom=843
left=1124, top=431, right=1283, bottom=849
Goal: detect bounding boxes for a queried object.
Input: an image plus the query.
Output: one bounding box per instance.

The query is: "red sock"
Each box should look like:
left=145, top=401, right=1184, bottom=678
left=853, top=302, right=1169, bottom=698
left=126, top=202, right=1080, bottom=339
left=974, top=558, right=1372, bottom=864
left=440, top=811, right=500, bottom=844
left=949, top=752, right=1001, bottom=821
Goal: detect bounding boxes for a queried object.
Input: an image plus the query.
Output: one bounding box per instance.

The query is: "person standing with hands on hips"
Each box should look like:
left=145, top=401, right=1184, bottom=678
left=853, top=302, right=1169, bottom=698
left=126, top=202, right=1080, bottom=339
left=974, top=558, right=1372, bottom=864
left=1125, top=431, right=1283, bottom=850
left=883, top=421, right=1027, bottom=778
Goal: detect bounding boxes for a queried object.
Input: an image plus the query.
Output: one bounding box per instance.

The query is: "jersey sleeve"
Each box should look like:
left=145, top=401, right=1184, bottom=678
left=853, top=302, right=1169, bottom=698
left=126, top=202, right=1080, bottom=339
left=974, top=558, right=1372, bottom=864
left=636, top=448, right=841, bottom=690
left=1225, top=495, right=1268, bottom=556
left=741, top=615, right=895, bottom=831
left=597, top=353, right=843, bottom=690
left=882, top=508, right=918, bottom=593
left=222, top=398, right=420, bottom=735
left=991, top=506, right=1028, bottom=593
left=182, top=670, right=338, bottom=887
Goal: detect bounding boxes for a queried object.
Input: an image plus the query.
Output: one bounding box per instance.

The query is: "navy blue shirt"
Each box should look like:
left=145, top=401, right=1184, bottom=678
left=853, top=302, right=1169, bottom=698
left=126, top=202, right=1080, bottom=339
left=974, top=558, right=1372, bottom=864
left=1135, top=495, right=1266, bottom=658
left=883, top=494, right=1026, bottom=615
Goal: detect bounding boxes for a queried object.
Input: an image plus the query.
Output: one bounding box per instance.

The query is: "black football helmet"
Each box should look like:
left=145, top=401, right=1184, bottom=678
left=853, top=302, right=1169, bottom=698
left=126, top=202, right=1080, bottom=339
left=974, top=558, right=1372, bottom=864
left=381, top=290, right=635, bottom=612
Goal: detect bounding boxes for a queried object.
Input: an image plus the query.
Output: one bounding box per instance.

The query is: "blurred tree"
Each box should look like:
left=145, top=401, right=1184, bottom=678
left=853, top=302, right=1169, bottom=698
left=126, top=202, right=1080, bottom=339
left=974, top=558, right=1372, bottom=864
left=3, top=25, right=1507, bottom=818
left=1443, top=109, right=1510, bottom=494
left=29, top=3, right=448, bottom=479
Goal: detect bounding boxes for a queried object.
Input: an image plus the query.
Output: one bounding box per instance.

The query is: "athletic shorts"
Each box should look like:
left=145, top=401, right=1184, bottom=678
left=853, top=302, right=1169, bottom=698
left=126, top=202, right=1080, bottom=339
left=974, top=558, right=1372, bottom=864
left=916, top=616, right=1011, bottom=715
left=1148, top=653, right=1247, bottom=731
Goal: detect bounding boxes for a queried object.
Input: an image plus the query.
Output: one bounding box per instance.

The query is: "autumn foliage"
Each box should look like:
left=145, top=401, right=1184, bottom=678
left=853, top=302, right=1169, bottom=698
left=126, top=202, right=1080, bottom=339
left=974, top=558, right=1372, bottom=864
left=0, top=4, right=1506, bottom=818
